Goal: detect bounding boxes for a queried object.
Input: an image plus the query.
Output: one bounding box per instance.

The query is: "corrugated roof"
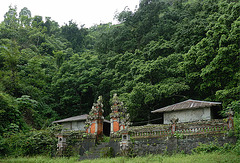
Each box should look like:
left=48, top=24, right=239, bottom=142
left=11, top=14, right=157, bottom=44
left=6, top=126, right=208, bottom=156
left=52, top=114, right=88, bottom=123
left=52, top=114, right=110, bottom=123
left=151, top=99, right=221, bottom=113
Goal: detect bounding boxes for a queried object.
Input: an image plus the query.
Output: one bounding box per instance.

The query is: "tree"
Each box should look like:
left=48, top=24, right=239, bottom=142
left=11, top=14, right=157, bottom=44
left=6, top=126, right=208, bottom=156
left=0, top=41, right=20, bottom=96
left=60, top=20, right=88, bottom=52
left=44, top=17, right=60, bottom=35
left=52, top=52, right=101, bottom=118
left=16, top=95, right=38, bottom=127
left=19, top=7, right=32, bottom=27
left=4, top=6, right=19, bottom=29
left=0, top=92, right=24, bottom=134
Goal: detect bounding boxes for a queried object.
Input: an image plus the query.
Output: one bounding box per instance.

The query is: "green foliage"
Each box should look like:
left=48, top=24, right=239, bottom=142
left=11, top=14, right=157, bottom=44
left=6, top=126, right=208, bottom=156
left=192, top=141, right=239, bottom=155
left=0, top=92, right=26, bottom=135
left=193, top=142, right=223, bottom=153
left=16, top=95, right=40, bottom=128
left=52, top=52, right=101, bottom=117
left=4, top=6, right=19, bottom=29
left=233, top=140, right=240, bottom=155
left=0, top=156, right=79, bottom=163
left=174, top=132, right=184, bottom=139
left=102, top=135, right=110, bottom=143
left=100, top=147, right=114, bottom=158
left=1, top=152, right=240, bottom=163
left=19, top=7, right=32, bottom=27
left=0, top=126, right=58, bottom=157
left=60, top=20, right=88, bottom=52
left=0, top=1, right=240, bottom=158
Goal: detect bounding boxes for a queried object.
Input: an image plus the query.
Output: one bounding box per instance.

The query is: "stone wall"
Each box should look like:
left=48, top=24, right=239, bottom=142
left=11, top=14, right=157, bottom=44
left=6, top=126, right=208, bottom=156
left=125, top=119, right=236, bottom=156
left=64, top=132, right=236, bottom=157
left=108, top=138, right=122, bottom=156
left=57, top=119, right=236, bottom=157
left=79, top=139, right=96, bottom=155
left=56, top=131, right=96, bottom=156
left=131, top=134, right=236, bottom=155
left=61, top=133, right=122, bottom=157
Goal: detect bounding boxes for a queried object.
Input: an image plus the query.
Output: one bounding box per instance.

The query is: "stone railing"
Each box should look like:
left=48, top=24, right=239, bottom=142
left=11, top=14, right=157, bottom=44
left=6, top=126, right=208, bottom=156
left=128, top=119, right=231, bottom=138
left=130, top=130, right=172, bottom=137
left=175, top=125, right=227, bottom=135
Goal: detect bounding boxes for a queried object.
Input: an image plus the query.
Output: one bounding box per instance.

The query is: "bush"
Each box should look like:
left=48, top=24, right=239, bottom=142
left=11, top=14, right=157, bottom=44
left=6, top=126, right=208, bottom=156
left=0, top=126, right=58, bottom=157
left=193, top=142, right=220, bottom=153
left=192, top=142, right=237, bottom=154
left=100, top=147, right=114, bottom=158
left=0, top=93, right=28, bottom=135
left=233, top=140, right=240, bottom=155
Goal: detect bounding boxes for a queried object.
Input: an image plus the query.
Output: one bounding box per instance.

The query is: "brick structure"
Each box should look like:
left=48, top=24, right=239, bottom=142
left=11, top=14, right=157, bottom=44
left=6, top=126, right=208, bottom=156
left=85, top=96, right=104, bottom=136
left=110, top=94, right=131, bottom=136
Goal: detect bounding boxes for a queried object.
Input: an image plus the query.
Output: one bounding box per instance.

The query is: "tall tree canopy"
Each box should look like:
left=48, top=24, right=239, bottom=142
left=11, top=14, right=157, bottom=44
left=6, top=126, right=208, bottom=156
left=0, top=0, right=239, bottom=135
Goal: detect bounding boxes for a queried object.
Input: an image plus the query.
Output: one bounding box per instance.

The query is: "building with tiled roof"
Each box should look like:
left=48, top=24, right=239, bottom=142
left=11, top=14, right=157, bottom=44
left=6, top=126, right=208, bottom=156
left=151, top=99, right=222, bottom=124
left=53, top=114, right=110, bottom=135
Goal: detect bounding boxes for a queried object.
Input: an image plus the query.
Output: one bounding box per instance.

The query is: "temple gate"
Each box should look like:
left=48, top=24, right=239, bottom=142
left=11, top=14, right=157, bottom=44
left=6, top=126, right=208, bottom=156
left=85, top=96, right=104, bottom=137
left=110, top=94, right=131, bottom=136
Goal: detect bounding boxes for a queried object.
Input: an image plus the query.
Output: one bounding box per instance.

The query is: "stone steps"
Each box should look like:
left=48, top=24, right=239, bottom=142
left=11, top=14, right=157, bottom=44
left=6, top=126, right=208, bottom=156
left=79, top=142, right=111, bottom=161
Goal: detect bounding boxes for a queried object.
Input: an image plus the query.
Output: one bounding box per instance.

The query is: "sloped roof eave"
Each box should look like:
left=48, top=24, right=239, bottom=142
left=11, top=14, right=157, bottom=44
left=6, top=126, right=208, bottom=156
left=52, top=114, right=110, bottom=124
left=52, top=114, right=88, bottom=123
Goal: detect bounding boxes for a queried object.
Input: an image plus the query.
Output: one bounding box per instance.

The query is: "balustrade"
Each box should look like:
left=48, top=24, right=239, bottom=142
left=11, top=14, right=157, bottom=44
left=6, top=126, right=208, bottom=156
left=129, top=120, right=230, bottom=138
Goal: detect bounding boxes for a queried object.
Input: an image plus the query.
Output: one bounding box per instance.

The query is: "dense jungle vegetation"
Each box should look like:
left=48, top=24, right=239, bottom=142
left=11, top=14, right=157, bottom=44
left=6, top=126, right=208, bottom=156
left=0, top=0, right=240, bottom=157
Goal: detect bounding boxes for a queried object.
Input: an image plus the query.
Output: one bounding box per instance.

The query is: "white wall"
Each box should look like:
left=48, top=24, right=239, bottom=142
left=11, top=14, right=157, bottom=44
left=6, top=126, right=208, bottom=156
left=62, top=122, right=72, bottom=130
left=164, top=107, right=211, bottom=124
left=61, top=121, right=86, bottom=131
left=72, top=121, right=85, bottom=131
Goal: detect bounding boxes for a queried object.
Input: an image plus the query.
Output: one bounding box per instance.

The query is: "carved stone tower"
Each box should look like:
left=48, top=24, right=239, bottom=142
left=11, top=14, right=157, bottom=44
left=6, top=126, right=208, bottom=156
left=85, top=96, right=104, bottom=136
left=110, top=94, right=131, bottom=136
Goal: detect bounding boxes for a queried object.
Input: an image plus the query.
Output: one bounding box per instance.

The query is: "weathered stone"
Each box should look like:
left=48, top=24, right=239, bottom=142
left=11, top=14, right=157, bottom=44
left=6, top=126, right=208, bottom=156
left=85, top=96, right=104, bottom=137
left=110, top=94, right=131, bottom=137
left=130, top=134, right=236, bottom=155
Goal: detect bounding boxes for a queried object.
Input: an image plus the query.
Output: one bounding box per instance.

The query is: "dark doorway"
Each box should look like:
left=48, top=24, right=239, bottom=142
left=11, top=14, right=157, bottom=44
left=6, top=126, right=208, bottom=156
left=103, top=121, right=110, bottom=136
left=211, top=106, right=223, bottom=119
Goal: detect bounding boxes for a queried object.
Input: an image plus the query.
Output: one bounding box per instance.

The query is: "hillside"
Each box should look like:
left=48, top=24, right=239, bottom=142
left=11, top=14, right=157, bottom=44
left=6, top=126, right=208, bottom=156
left=0, top=0, right=239, bottom=135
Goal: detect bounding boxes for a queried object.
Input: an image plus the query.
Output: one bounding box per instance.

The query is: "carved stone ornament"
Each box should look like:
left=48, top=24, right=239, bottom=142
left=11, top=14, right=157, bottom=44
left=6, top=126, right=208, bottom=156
left=85, top=96, right=104, bottom=134
left=227, top=109, right=234, bottom=129
left=120, top=130, right=131, bottom=156
left=110, top=94, right=131, bottom=135
left=170, top=117, right=179, bottom=134
left=170, top=117, right=179, bottom=124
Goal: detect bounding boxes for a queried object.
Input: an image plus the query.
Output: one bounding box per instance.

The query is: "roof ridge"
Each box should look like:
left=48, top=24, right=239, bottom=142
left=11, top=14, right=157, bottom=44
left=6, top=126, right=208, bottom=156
left=187, top=99, right=221, bottom=104
left=151, top=99, right=221, bottom=113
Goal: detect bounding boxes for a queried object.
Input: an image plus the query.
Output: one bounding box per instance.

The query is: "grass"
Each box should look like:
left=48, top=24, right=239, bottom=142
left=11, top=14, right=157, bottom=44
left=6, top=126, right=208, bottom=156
left=1, top=152, right=240, bottom=163
left=0, top=156, right=79, bottom=163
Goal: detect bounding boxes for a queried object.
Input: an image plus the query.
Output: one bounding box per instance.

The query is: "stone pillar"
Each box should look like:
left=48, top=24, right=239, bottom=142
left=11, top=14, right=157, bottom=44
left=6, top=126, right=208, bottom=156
left=85, top=96, right=104, bottom=137
left=120, top=130, right=131, bottom=156
left=56, top=134, right=67, bottom=156
left=171, top=118, right=179, bottom=134
left=227, top=109, right=234, bottom=130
